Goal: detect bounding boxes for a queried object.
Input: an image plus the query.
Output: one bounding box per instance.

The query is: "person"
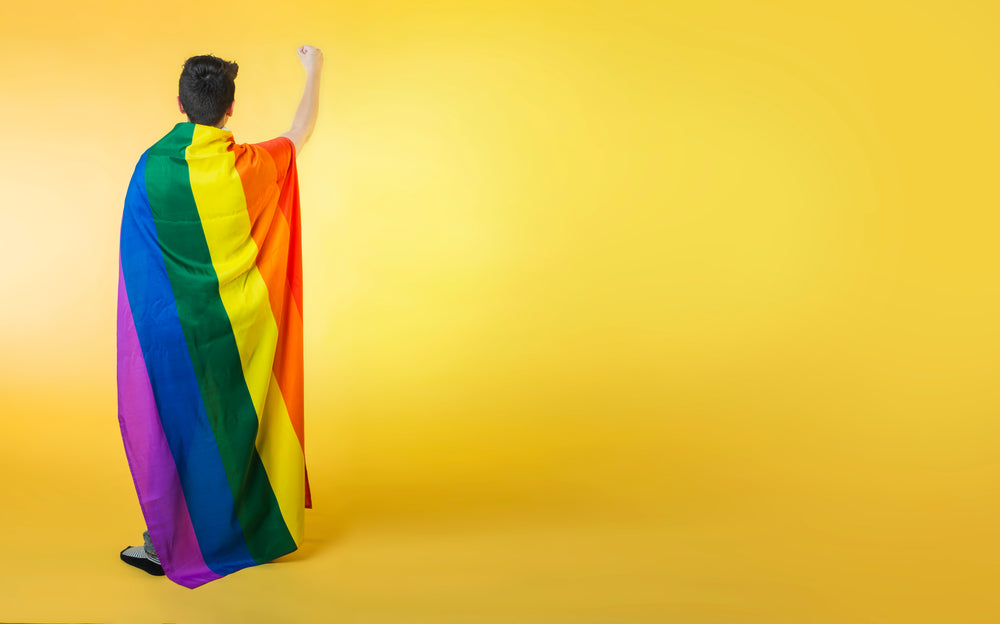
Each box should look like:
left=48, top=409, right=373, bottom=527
left=116, top=45, right=322, bottom=588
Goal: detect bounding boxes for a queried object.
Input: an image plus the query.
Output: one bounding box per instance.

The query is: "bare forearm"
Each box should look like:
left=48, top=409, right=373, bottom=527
left=282, top=45, right=324, bottom=155
left=288, top=73, right=320, bottom=147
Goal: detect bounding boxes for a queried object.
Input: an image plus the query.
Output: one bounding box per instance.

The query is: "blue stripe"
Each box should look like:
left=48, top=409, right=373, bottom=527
left=120, top=148, right=256, bottom=576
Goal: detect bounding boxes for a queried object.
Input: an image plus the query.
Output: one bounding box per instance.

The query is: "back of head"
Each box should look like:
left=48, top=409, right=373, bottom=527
left=178, top=55, right=239, bottom=126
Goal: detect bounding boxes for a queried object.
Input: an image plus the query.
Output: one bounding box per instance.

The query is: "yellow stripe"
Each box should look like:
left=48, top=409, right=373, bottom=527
left=258, top=376, right=305, bottom=542
left=186, top=125, right=305, bottom=544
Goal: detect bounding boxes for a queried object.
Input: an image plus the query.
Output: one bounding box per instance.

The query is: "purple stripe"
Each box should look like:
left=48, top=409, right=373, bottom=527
left=117, top=261, right=221, bottom=588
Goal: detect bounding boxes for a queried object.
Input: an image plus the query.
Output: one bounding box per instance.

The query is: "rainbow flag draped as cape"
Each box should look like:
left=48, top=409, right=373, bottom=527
left=117, top=122, right=310, bottom=588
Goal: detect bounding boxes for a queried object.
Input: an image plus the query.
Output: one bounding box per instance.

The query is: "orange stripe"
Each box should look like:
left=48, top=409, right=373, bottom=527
left=231, top=144, right=305, bottom=451
left=274, top=145, right=304, bottom=315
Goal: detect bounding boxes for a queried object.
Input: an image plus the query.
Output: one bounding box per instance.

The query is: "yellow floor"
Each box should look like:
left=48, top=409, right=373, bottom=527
left=1, top=421, right=676, bottom=623
left=3, top=403, right=1000, bottom=623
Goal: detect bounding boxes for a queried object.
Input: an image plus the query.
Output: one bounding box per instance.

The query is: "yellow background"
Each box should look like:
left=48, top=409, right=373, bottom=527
left=1, top=0, right=999, bottom=621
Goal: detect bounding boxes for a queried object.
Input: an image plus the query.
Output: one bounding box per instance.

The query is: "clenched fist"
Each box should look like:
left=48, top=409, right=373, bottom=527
left=297, top=45, right=323, bottom=74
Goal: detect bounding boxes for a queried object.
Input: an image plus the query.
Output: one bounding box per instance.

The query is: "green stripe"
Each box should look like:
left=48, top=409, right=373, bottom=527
left=144, top=122, right=296, bottom=563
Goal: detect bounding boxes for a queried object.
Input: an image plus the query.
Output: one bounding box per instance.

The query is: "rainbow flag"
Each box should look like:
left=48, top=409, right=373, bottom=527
left=117, top=122, right=310, bottom=588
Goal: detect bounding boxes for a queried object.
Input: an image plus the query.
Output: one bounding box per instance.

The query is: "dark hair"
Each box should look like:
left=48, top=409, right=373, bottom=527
left=178, top=55, right=239, bottom=126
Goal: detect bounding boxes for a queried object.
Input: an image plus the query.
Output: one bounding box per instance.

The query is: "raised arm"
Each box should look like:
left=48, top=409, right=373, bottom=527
left=281, top=45, right=324, bottom=155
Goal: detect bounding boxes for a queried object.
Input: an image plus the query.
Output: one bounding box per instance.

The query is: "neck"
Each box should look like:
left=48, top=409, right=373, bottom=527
left=186, top=117, right=229, bottom=129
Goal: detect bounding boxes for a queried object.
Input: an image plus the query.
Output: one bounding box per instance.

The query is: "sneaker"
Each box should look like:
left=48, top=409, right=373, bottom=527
left=120, top=545, right=165, bottom=576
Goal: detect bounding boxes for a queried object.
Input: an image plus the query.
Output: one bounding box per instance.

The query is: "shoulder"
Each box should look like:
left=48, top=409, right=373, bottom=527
left=234, top=136, right=295, bottom=162
left=231, top=136, right=297, bottom=186
left=255, top=135, right=296, bottom=154
left=234, top=136, right=295, bottom=163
